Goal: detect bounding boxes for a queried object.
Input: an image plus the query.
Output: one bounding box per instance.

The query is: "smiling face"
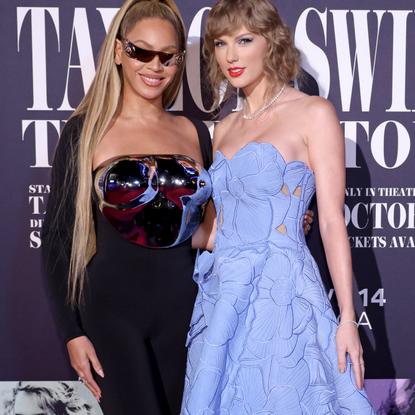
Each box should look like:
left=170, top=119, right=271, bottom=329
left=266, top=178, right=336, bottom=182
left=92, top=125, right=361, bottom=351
left=115, top=17, right=180, bottom=104
left=213, top=27, right=269, bottom=94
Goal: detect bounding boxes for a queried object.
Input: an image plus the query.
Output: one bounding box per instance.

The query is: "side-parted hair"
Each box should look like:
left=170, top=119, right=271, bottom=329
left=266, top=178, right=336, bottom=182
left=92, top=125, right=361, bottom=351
left=66, top=0, right=186, bottom=305
left=203, top=0, right=302, bottom=108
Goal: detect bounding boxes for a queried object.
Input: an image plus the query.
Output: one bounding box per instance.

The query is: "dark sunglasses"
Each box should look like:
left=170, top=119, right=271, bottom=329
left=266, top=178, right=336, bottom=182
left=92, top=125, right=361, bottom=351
left=121, top=38, right=185, bottom=67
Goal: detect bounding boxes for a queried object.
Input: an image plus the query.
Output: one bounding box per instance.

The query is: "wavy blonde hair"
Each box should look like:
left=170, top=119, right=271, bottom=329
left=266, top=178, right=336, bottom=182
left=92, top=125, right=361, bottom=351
left=203, top=0, right=302, bottom=108
left=66, top=0, right=186, bottom=305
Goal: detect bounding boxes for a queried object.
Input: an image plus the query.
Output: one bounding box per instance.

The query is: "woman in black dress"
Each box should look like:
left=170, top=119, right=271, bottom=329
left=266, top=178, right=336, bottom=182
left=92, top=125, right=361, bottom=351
left=42, top=1, right=213, bottom=414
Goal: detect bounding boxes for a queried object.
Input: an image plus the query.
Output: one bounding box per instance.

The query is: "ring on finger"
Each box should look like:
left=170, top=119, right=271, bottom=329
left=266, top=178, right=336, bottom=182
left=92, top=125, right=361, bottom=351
left=78, top=376, right=86, bottom=384
left=353, top=362, right=364, bottom=366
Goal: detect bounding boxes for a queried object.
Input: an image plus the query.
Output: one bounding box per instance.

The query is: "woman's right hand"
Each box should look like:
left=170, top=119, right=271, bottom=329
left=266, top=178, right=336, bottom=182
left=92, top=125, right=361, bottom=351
left=67, top=336, right=104, bottom=402
left=303, top=209, right=314, bottom=235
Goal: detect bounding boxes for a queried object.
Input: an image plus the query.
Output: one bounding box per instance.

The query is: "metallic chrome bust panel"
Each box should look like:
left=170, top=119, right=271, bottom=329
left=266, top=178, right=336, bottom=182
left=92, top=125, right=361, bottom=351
left=93, top=155, right=212, bottom=248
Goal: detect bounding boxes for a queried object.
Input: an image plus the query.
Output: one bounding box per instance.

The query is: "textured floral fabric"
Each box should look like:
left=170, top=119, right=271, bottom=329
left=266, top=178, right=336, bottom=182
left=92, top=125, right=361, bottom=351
left=181, top=142, right=374, bottom=415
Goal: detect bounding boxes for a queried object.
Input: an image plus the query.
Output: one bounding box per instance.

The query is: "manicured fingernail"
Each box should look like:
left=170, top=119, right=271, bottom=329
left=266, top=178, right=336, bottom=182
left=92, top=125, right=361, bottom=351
left=340, top=367, right=345, bottom=374
left=98, top=369, right=104, bottom=377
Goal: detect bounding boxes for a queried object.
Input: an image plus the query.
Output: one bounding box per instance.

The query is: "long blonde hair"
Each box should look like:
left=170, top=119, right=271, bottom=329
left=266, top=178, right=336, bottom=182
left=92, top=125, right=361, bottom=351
left=203, top=0, right=302, bottom=109
left=67, top=0, right=186, bottom=305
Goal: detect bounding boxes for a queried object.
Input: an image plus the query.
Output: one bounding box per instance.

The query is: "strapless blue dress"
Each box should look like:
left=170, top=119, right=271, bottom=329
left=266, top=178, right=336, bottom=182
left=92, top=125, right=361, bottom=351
left=181, top=142, right=374, bottom=414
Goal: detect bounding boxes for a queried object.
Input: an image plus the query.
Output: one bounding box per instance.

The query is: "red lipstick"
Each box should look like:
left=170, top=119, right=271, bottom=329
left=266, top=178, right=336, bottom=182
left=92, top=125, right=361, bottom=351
left=228, top=67, right=245, bottom=77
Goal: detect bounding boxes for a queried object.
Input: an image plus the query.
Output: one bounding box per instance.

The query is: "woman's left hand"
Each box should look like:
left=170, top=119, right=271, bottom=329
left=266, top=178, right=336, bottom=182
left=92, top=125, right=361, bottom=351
left=336, top=321, right=364, bottom=390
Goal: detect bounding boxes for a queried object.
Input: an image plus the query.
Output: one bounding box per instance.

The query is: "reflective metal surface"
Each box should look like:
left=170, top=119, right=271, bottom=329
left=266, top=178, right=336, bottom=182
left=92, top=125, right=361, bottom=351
left=94, top=155, right=212, bottom=248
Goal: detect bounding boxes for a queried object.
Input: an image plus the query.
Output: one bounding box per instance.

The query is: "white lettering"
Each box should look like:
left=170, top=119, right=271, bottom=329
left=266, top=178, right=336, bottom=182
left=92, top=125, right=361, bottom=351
left=29, top=196, right=45, bottom=214
left=371, top=120, right=411, bottom=169
left=387, top=203, right=406, bottom=229
left=186, top=7, right=212, bottom=113
left=332, top=10, right=385, bottom=112
left=30, top=219, right=44, bottom=228
left=59, top=8, right=96, bottom=111
left=351, top=202, right=370, bottom=229
left=342, top=121, right=369, bottom=168
left=22, top=120, right=61, bottom=168
left=30, top=231, right=42, bottom=249
left=386, top=10, right=412, bottom=112
left=17, top=7, right=60, bottom=110
left=295, top=8, right=330, bottom=98
left=357, top=311, right=372, bottom=329
left=407, top=203, right=415, bottom=229
left=96, top=8, right=119, bottom=33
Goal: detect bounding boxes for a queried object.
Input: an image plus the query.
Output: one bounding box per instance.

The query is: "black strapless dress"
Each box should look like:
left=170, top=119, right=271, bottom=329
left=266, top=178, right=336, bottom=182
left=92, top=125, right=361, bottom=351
left=42, top=116, right=213, bottom=415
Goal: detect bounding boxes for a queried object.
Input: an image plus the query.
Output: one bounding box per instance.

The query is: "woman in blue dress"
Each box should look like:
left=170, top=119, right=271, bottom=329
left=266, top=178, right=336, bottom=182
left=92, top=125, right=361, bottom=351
left=181, top=0, right=375, bottom=413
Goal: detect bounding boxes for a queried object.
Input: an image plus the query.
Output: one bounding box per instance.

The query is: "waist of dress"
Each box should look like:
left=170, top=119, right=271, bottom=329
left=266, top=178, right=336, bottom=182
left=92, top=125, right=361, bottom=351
left=214, top=232, right=307, bottom=253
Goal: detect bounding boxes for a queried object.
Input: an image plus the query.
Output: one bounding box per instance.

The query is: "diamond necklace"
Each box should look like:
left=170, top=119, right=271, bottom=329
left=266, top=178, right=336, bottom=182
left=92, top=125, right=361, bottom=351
left=243, top=84, right=286, bottom=120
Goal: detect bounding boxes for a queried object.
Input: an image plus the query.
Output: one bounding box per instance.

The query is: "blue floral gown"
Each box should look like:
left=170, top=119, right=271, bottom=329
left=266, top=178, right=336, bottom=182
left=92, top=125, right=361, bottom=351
left=181, top=142, right=374, bottom=414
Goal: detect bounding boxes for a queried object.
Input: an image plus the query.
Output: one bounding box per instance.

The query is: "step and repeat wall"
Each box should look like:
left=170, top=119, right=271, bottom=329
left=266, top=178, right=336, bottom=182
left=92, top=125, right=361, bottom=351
left=0, top=0, right=414, bottom=413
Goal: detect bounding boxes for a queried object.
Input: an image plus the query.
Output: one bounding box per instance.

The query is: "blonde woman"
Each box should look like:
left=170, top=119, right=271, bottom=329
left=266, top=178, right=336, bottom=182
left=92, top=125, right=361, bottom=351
left=42, top=1, right=213, bottom=413
left=181, top=0, right=375, bottom=413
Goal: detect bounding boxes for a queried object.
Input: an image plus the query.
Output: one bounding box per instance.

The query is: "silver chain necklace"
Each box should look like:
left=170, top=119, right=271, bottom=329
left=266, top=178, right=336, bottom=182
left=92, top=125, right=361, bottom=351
left=243, top=84, right=286, bottom=120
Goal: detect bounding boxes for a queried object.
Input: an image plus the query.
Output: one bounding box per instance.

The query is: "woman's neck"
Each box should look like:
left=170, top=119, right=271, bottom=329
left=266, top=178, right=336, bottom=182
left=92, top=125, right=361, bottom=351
left=243, top=79, right=285, bottom=116
left=119, top=90, right=166, bottom=121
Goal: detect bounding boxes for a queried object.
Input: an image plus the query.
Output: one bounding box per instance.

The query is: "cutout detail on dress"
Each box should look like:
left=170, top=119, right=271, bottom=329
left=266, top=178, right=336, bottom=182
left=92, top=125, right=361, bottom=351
left=276, top=224, right=286, bottom=234
left=294, top=186, right=302, bottom=197
left=281, top=184, right=289, bottom=196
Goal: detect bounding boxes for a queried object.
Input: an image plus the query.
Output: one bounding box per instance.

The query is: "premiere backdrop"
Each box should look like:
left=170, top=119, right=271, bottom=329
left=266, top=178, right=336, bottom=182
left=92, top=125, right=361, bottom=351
left=0, top=0, right=414, bottom=413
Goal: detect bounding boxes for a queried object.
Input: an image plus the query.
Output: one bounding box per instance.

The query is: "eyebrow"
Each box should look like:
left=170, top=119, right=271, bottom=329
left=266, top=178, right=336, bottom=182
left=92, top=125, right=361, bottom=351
left=235, top=32, right=254, bottom=40
left=214, top=32, right=254, bottom=41
left=129, top=39, right=178, bottom=51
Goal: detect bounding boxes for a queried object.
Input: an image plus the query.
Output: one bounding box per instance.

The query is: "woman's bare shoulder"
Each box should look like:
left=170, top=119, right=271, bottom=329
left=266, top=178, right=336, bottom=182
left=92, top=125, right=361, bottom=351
left=299, top=94, right=337, bottom=118
left=283, top=91, right=338, bottom=129
left=212, top=112, right=240, bottom=150
left=172, top=113, right=196, bottom=129
left=170, top=114, right=203, bottom=142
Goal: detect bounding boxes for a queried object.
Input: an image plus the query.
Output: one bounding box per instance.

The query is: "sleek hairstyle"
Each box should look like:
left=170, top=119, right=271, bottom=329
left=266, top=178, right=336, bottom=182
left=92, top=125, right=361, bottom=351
left=203, top=0, right=302, bottom=108
left=66, top=0, right=186, bottom=305
left=2, top=382, right=92, bottom=415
